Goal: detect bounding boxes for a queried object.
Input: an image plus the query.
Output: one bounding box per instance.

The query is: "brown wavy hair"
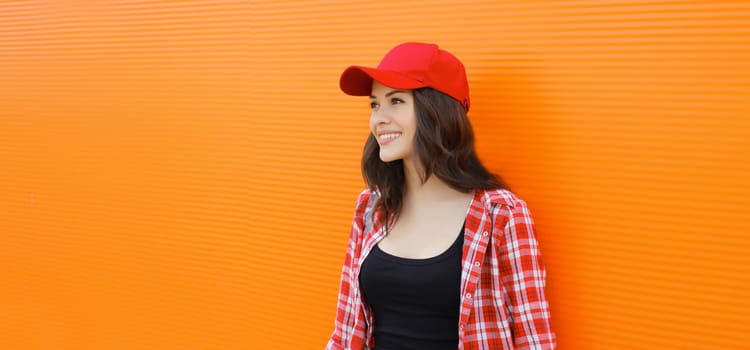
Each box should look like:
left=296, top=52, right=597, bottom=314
left=362, top=87, right=508, bottom=223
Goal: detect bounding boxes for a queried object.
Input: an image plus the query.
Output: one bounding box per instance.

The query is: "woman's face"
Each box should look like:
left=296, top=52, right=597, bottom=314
left=369, top=81, right=417, bottom=163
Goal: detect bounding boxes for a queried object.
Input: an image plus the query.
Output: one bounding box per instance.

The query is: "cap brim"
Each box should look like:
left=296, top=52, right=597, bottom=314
left=340, top=66, right=427, bottom=96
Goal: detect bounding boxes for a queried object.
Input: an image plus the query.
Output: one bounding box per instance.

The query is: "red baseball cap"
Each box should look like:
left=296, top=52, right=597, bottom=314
left=340, top=42, right=470, bottom=111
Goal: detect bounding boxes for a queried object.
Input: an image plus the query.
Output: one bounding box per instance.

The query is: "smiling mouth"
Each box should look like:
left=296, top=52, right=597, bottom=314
left=379, top=132, right=401, bottom=144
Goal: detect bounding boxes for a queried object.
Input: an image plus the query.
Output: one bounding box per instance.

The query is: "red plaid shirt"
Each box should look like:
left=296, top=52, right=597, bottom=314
left=326, top=188, right=556, bottom=350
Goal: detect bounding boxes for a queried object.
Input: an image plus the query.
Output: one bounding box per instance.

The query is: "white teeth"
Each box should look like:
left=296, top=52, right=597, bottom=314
left=379, top=133, right=401, bottom=141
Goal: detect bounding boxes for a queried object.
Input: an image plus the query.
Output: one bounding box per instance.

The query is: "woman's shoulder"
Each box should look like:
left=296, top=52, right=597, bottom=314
left=354, top=188, right=379, bottom=204
left=352, top=188, right=380, bottom=215
left=476, top=187, right=526, bottom=209
left=478, top=188, right=523, bottom=207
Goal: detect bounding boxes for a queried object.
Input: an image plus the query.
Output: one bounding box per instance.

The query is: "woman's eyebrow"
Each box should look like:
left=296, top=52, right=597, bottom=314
left=370, top=90, right=409, bottom=99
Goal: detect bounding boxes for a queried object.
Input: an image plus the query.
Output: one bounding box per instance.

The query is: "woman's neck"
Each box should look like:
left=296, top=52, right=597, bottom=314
left=402, top=158, right=466, bottom=203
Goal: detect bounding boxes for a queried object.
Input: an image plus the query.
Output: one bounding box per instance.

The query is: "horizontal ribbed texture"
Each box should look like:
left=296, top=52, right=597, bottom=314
left=1, top=1, right=748, bottom=349
left=0, top=2, right=252, bottom=349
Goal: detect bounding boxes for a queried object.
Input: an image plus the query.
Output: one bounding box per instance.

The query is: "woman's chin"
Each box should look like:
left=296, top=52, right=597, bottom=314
left=378, top=153, right=399, bottom=163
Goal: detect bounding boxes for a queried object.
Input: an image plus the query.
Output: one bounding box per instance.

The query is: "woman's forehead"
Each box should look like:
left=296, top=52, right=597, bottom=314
left=370, top=81, right=412, bottom=98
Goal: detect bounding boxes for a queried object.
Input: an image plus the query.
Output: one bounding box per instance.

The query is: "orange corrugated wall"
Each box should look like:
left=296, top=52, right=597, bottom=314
left=1, top=1, right=748, bottom=349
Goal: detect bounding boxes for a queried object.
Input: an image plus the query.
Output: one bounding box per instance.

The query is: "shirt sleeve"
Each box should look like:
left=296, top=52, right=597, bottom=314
left=325, top=190, right=371, bottom=350
left=499, top=199, right=556, bottom=349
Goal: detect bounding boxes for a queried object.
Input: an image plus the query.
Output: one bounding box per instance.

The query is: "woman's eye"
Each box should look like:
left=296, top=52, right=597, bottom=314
left=391, top=98, right=404, bottom=105
left=369, top=101, right=379, bottom=109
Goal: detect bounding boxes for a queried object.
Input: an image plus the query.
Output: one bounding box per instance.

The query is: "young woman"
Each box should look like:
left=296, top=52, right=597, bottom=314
left=326, top=42, right=555, bottom=350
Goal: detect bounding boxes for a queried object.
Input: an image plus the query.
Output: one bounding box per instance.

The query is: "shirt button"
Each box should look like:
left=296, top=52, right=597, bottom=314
left=474, top=261, right=480, bottom=267
left=460, top=324, right=464, bottom=330
left=466, top=293, right=472, bottom=299
left=482, top=231, right=489, bottom=237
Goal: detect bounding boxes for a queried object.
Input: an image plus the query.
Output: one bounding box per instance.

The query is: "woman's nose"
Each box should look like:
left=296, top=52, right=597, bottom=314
left=370, top=108, right=391, bottom=125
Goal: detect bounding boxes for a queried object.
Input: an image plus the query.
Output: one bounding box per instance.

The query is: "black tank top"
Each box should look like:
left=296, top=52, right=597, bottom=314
left=359, top=227, right=464, bottom=350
